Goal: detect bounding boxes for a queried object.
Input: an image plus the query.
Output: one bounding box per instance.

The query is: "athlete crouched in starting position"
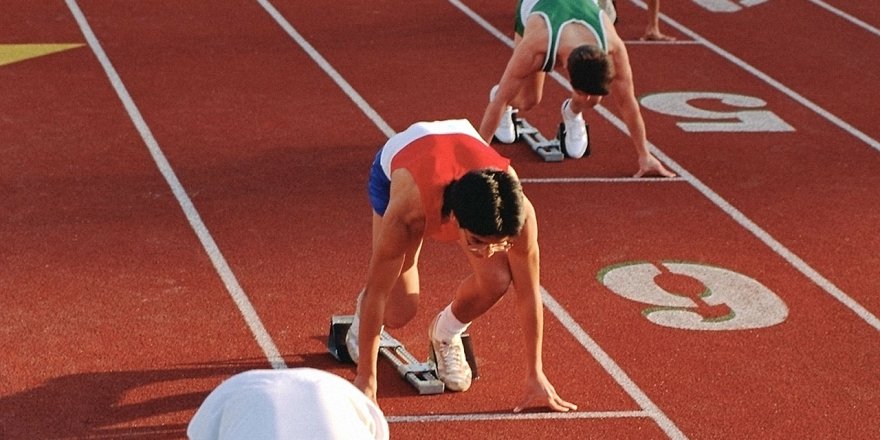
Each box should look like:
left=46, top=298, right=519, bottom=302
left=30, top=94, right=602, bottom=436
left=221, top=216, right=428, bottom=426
left=480, top=0, right=675, bottom=178
left=346, top=119, right=576, bottom=413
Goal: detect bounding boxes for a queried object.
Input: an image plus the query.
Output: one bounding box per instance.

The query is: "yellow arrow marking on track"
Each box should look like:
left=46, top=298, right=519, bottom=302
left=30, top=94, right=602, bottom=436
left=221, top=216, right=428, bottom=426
left=0, top=43, right=84, bottom=67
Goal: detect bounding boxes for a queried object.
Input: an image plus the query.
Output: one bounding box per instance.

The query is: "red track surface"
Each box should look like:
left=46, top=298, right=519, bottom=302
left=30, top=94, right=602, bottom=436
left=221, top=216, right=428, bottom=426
left=2, top=1, right=878, bottom=439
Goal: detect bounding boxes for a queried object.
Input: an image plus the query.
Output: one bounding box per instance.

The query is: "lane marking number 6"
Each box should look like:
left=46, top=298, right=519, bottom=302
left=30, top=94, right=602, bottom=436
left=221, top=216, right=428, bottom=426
left=598, top=261, right=789, bottom=331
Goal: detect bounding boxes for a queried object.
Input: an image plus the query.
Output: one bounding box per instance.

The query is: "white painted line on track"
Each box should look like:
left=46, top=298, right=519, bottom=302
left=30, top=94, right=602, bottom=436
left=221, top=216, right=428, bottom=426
left=807, top=0, right=880, bottom=37
left=66, top=0, right=287, bottom=369
left=451, top=0, right=880, bottom=334
left=647, top=145, right=880, bottom=333
left=541, top=288, right=689, bottom=440
left=522, top=177, right=687, bottom=184
left=628, top=0, right=880, bottom=153
left=388, top=409, right=651, bottom=423
left=627, top=0, right=880, bottom=331
left=256, top=0, right=397, bottom=139
left=624, top=40, right=701, bottom=45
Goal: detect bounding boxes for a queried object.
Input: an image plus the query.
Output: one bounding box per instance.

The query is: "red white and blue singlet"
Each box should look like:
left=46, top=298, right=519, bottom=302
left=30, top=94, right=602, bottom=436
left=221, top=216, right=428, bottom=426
left=368, top=120, right=511, bottom=241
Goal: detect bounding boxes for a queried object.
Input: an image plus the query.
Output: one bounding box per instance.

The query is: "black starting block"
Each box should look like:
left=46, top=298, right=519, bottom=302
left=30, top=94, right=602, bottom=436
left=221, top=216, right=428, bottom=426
left=327, top=315, right=478, bottom=395
left=508, top=111, right=590, bottom=162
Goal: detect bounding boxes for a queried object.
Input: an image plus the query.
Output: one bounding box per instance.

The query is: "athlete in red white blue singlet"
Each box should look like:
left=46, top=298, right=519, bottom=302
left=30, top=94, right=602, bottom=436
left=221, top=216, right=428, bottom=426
left=368, top=119, right=510, bottom=241
left=355, top=119, right=577, bottom=414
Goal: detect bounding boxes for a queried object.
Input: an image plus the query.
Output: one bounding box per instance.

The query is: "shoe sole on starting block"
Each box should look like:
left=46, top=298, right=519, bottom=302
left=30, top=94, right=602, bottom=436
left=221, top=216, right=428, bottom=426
left=329, top=315, right=480, bottom=395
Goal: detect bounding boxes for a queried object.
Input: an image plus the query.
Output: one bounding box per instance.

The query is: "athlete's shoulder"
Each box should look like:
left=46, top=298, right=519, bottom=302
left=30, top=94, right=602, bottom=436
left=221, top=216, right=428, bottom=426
left=522, top=14, right=550, bottom=38
left=403, top=119, right=482, bottom=139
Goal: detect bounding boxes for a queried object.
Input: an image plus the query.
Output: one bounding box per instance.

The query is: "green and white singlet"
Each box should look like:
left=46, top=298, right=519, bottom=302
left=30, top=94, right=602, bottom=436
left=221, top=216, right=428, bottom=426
left=515, top=0, right=610, bottom=72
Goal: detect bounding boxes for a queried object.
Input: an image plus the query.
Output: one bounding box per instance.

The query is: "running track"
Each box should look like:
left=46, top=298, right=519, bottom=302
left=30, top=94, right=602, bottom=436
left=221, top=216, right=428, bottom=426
left=1, top=1, right=878, bottom=439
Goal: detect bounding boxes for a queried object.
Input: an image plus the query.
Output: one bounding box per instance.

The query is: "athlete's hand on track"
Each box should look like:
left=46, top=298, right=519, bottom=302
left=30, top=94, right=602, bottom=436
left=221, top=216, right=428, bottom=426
left=354, top=372, right=379, bottom=406
left=635, top=154, right=677, bottom=178
left=514, top=371, right=578, bottom=413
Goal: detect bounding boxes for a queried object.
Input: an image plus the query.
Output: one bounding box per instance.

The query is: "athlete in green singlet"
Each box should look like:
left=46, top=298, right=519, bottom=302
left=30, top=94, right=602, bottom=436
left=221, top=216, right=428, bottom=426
left=479, top=0, right=675, bottom=178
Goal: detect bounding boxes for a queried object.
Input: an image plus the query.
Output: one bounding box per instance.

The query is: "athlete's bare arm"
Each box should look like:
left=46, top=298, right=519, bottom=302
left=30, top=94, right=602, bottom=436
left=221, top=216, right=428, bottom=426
left=605, top=21, right=676, bottom=177
left=354, top=170, right=425, bottom=404
left=479, top=18, right=549, bottom=142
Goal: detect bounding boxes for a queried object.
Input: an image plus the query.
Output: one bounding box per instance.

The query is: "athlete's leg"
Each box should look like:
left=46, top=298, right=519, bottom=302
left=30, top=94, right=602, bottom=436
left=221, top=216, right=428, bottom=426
left=371, top=211, right=421, bottom=329
left=448, top=247, right=513, bottom=323
left=428, top=242, right=510, bottom=392
left=562, top=92, right=598, bottom=159
left=508, top=34, right=547, bottom=111
left=641, top=0, right=674, bottom=41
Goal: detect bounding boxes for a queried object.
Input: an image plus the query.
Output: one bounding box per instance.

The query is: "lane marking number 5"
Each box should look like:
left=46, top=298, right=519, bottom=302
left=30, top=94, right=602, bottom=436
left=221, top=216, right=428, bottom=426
left=640, top=91, right=795, bottom=133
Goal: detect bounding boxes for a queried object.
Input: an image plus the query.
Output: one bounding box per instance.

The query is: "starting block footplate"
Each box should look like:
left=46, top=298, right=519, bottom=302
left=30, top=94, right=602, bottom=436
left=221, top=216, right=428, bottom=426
left=515, top=117, right=564, bottom=162
left=327, top=315, right=478, bottom=395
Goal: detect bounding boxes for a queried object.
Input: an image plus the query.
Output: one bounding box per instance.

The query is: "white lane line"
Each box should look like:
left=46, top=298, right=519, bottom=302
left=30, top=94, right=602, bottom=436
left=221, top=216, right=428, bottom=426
left=648, top=146, right=880, bottom=332
left=625, top=40, right=701, bottom=45
left=450, top=0, right=516, bottom=47
left=807, top=0, right=880, bottom=37
left=628, top=0, right=880, bottom=153
left=522, top=177, right=686, bottom=184
left=542, top=288, right=689, bottom=440
left=625, top=1, right=880, bottom=330
left=255, top=0, right=396, bottom=139
left=388, top=409, right=651, bottom=423
left=66, top=0, right=287, bottom=369
left=451, top=0, right=880, bottom=332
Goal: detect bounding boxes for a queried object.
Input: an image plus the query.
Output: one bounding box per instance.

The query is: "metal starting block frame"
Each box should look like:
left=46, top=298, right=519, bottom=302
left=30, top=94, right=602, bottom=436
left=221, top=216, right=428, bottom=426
left=514, top=116, right=565, bottom=162
left=510, top=113, right=590, bottom=162
left=328, top=315, right=478, bottom=395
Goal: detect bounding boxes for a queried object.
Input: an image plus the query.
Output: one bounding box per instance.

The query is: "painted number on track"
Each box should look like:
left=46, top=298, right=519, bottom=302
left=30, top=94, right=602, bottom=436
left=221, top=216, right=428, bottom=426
left=598, top=261, right=788, bottom=331
left=640, top=91, right=795, bottom=133
left=693, top=0, right=770, bottom=13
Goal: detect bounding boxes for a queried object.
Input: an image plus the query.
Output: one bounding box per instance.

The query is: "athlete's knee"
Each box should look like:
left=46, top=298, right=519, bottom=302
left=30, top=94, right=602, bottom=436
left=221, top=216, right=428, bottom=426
left=515, top=93, right=542, bottom=111
left=478, top=269, right=513, bottom=299
left=383, top=294, right=419, bottom=329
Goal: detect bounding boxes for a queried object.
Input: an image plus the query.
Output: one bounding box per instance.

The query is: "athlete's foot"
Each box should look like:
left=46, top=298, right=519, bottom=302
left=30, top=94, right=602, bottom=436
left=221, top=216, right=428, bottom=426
left=494, top=106, right=517, bottom=144
left=490, top=84, right=517, bottom=144
left=561, top=99, right=588, bottom=158
left=641, top=31, right=675, bottom=41
left=428, top=314, right=472, bottom=392
left=345, top=290, right=366, bottom=364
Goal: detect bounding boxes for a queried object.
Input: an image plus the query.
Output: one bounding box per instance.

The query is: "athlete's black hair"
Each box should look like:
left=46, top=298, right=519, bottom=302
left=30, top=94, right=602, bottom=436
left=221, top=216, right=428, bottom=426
left=441, top=169, right=525, bottom=237
left=568, top=45, right=614, bottom=96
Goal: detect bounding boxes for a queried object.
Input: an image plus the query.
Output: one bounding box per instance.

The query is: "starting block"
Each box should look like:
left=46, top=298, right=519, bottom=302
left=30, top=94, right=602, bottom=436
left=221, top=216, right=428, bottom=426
left=327, top=315, right=478, bottom=395
left=508, top=112, right=590, bottom=162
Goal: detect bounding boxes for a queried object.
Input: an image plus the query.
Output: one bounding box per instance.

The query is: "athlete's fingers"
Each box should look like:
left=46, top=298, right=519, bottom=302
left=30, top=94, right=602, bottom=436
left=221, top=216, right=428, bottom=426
left=547, top=398, right=575, bottom=412
left=660, top=167, right=677, bottom=177
left=635, top=163, right=677, bottom=178
left=513, top=392, right=577, bottom=413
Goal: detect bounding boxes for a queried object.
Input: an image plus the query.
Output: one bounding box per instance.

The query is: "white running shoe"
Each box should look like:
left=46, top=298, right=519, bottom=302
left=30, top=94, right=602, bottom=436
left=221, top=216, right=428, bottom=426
left=491, top=85, right=517, bottom=144
left=561, top=99, right=589, bottom=158
left=428, top=314, right=473, bottom=392
left=345, top=290, right=364, bottom=364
